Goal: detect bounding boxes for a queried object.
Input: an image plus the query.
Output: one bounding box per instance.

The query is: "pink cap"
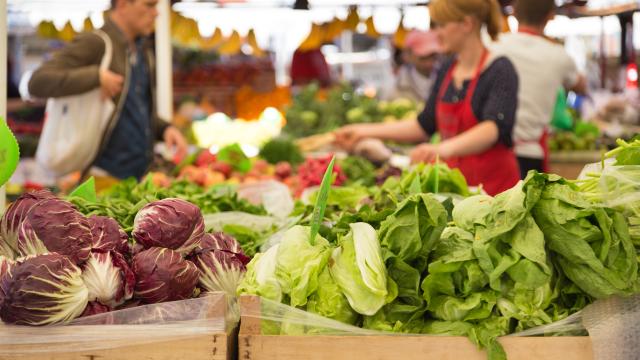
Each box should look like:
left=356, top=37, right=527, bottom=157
left=404, top=30, right=441, bottom=56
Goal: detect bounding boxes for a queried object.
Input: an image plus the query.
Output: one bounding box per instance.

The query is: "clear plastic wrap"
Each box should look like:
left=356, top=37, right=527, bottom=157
left=237, top=181, right=294, bottom=218
left=597, top=165, right=640, bottom=215
left=581, top=294, right=640, bottom=360
left=241, top=296, right=585, bottom=337
left=241, top=294, right=640, bottom=359
left=0, top=293, right=228, bottom=355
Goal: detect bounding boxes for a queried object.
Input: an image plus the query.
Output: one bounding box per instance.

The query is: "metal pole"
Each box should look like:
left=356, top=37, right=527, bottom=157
left=600, top=17, right=606, bottom=90
left=155, top=0, right=173, bottom=121
left=1, top=0, right=7, bottom=213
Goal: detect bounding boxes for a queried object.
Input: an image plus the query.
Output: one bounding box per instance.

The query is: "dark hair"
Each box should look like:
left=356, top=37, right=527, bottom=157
left=514, top=0, right=555, bottom=26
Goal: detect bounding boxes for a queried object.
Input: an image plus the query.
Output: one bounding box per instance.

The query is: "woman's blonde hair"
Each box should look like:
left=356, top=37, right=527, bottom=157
left=429, top=0, right=503, bottom=41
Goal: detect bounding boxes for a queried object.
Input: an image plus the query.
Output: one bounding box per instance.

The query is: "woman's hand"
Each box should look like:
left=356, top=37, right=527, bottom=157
left=409, top=142, right=454, bottom=164
left=334, top=124, right=374, bottom=152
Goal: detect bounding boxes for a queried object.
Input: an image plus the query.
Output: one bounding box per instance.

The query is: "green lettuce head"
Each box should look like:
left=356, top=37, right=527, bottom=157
left=330, top=223, right=390, bottom=316
left=275, top=226, right=331, bottom=307
left=237, top=244, right=283, bottom=302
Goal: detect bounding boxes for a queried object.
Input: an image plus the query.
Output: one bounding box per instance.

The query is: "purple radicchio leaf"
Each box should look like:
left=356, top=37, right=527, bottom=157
left=0, top=190, right=55, bottom=258
left=132, top=247, right=199, bottom=304
left=88, top=215, right=130, bottom=256
left=82, top=251, right=135, bottom=308
left=17, top=199, right=92, bottom=265
left=197, top=232, right=250, bottom=265
left=0, top=256, right=16, bottom=308
left=80, top=301, right=112, bottom=318
left=132, top=198, right=204, bottom=255
left=0, top=253, right=89, bottom=325
left=190, top=248, right=247, bottom=297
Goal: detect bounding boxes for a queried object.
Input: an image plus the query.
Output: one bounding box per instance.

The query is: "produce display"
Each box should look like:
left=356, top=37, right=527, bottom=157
left=3, top=112, right=638, bottom=360
left=237, top=152, right=640, bottom=360
left=154, top=139, right=401, bottom=200
left=70, top=178, right=266, bottom=232
left=285, top=83, right=421, bottom=138
left=549, top=121, right=602, bottom=152
left=0, top=189, right=250, bottom=326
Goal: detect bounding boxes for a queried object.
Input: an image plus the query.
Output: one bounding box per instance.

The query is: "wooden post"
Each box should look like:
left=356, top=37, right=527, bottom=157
left=155, top=0, right=173, bottom=121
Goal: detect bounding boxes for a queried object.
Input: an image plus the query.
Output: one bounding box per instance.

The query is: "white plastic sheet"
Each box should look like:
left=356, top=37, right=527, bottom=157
left=0, top=293, right=228, bottom=355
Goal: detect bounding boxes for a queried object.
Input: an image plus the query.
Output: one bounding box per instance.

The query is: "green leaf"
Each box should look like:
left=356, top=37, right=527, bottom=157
left=0, top=118, right=20, bottom=187
left=408, top=171, right=422, bottom=195
left=69, top=177, right=97, bottom=202
left=434, top=157, right=440, bottom=194
left=217, top=143, right=252, bottom=173
left=310, top=155, right=336, bottom=245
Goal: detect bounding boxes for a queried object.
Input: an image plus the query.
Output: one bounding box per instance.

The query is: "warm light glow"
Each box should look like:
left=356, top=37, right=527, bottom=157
left=628, top=67, right=638, bottom=82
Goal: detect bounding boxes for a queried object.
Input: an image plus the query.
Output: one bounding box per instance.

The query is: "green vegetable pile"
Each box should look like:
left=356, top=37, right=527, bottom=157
left=238, top=162, right=640, bottom=359
left=284, top=82, right=420, bottom=138
left=549, top=121, right=601, bottom=152
left=340, top=156, right=376, bottom=187
left=577, top=138, right=640, bottom=245
left=259, top=137, right=304, bottom=166
left=70, top=178, right=266, bottom=233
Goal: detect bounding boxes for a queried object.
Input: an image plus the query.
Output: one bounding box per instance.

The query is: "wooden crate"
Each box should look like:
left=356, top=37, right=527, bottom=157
left=238, top=296, right=593, bottom=360
left=0, top=295, right=236, bottom=360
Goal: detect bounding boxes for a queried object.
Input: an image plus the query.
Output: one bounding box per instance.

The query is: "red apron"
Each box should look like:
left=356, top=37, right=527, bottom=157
left=435, top=50, right=520, bottom=196
left=516, top=27, right=550, bottom=173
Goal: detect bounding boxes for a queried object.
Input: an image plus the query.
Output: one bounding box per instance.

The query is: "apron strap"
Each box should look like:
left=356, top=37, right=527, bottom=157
left=464, top=49, right=489, bottom=105
left=437, top=49, right=489, bottom=105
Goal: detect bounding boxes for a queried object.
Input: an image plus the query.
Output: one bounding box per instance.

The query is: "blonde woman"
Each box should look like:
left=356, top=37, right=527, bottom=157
left=335, top=0, right=520, bottom=195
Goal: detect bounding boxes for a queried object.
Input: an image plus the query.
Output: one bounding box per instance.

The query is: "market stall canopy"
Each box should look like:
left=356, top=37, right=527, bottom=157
left=557, top=0, right=640, bottom=17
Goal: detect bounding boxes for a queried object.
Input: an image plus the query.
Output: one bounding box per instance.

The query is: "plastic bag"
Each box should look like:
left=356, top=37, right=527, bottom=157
left=598, top=165, right=640, bottom=214
left=0, top=293, right=228, bottom=355
left=581, top=293, right=640, bottom=360
left=237, top=181, right=294, bottom=218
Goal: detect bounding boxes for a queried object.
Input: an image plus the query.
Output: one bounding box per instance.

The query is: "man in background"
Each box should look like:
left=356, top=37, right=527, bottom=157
left=491, top=0, right=587, bottom=178
left=384, top=30, right=441, bottom=102
left=28, top=0, right=187, bottom=180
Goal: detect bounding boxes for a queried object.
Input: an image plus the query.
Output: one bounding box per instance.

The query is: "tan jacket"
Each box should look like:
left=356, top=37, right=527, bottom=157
left=28, top=18, right=168, bottom=148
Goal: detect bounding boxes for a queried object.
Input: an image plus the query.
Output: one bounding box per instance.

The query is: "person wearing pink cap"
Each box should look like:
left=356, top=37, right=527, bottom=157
left=387, top=30, right=442, bottom=102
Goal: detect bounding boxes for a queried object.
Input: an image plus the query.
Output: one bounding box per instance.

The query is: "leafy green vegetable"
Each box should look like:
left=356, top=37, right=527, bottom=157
left=68, top=177, right=97, bottom=202
left=330, top=223, right=390, bottom=316
left=217, top=143, right=251, bottom=173
left=71, top=179, right=266, bottom=232
left=532, top=182, right=638, bottom=298
left=308, top=185, right=370, bottom=211
left=275, top=226, right=331, bottom=307
left=341, top=156, right=376, bottom=187
left=259, top=137, right=304, bottom=166
left=310, top=156, right=337, bottom=246
left=238, top=167, right=640, bottom=360
left=236, top=245, right=282, bottom=302
left=452, top=195, right=494, bottom=232
left=306, top=268, right=358, bottom=325
left=221, top=224, right=264, bottom=258
left=606, top=138, right=640, bottom=166
left=378, top=194, right=447, bottom=267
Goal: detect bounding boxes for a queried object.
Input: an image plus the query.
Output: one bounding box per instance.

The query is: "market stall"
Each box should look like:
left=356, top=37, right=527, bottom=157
left=3, top=0, right=640, bottom=359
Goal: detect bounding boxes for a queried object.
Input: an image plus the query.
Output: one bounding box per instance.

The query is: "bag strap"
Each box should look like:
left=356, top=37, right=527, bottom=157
left=78, top=30, right=114, bottom=184
left=94, top=30, right=113, bottom=71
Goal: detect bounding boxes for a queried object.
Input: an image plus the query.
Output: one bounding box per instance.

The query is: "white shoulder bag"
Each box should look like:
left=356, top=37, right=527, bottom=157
left=36, top=30, right=116, bottom=177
